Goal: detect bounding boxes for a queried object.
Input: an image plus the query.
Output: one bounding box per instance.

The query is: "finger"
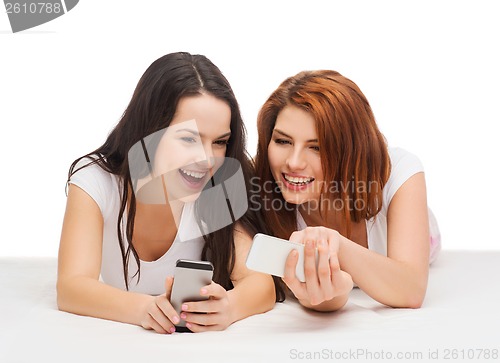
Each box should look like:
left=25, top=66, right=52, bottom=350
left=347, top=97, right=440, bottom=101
left=328, top=249, right=340, bottom=273
left=289, top=230, right=305, bottom=244
left=180, top=282, right=226, bottom=314
left=290, top=228, right=321, bottom=245
left=303, top=240, right=319, bottom=282
left=200, top=281, right=225, bottom=299
left=144, top=313, right=170, bottom=334
left=283, top=250, right=307, bottom=300
left=164, top=276, right=174, bottom=299
left=283, top=249, right=300, bottom=286
left=303, top=240, right=323, bottom=305
left=330, top=259, right=346, bottom=286
left=182, top=311, right=219, bottom=326
left=316, top=239, right=334, bottom=301
left=156, top=296, right=180, bottom=326
left=182, top=298, right=223, bottom=314
left=304, top=227, right=323, bottom=247
left=331, top=270, right=353, bottom=297
left=184, top=321, right=221, bottom=333
left=328, top=245, right=353, bottom=296
left=150, top=301, right=177, bottom=332
left=326, top=230, right=341, bottom=259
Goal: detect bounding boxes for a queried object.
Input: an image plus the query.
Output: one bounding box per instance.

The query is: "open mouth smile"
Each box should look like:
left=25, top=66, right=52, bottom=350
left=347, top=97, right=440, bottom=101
left=178, top=168, right=209, bottom=189
left=281, top=173, right=315, bottom=190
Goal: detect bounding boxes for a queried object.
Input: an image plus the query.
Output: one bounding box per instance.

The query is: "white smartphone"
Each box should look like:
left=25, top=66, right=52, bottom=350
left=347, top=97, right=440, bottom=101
left=170, top=259, right=214, bottom=332
left=246, top=233, right=310, bottom=282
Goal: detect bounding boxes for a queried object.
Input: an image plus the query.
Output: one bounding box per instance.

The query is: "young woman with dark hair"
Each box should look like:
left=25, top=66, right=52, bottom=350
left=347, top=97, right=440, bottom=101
left=57, top=52, right=280, bottom=334
left=254, top=70, right=441, bottom=312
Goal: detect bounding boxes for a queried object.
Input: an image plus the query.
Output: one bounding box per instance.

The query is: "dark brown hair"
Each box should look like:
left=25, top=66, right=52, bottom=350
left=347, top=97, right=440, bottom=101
left=255, top=70, right=391, bottom=239
left=68, top=52, right=284, bottom=301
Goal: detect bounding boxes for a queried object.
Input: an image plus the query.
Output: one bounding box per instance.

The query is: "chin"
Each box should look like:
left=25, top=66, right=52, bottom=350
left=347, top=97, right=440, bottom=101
left=281, top=193, right=309, bottom=206
left=176, top=192, right=202, bottom=203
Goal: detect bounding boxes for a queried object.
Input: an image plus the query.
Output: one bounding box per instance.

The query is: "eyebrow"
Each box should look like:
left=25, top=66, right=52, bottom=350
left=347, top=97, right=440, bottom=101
left=176, top=128, right=231, bottom=139
left=273, top=128, right=318, bottom=143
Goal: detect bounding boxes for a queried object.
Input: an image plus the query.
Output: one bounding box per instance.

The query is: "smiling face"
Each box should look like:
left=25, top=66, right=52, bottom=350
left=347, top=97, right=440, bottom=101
left=267, top=105, right=324, bottom=205
left=152, top=93, right=231, bottom=203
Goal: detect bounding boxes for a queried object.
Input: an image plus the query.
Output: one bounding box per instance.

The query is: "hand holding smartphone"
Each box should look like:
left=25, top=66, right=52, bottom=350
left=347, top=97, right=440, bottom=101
left=246, top=233, right=318, bottom=282
left=170, top=259, right=214, bottom=332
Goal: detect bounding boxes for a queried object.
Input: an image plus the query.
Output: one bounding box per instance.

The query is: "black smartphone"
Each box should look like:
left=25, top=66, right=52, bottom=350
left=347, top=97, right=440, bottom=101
left=170, top=259, right=214, bottom=332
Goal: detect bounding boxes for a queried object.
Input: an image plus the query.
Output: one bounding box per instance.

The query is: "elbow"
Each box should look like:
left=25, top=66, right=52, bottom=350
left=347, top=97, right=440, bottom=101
left=261, top=285, right=278, bottom=313
left=56, top=280, right=67, bottom=311
left=262, top=300, right=276, bottom=314
left=56, top=278, right=74, bottom=313
left=258, top=279, right=278, bottom=314
left=390, top=288, right=426, bottom=309
left=405, top=291, right=426, bottom=309
left=389, top=270, right=428, bottom=309
left=404, top=278, right=428, bottom=309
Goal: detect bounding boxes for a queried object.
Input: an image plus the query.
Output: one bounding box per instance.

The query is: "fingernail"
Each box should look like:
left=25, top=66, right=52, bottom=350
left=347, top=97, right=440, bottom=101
left=172, top=316, right=180, bottom=324
left=182, top=304, right=188, bottom=311
left=186, top=323, right=192, bottom=329
left=180, top=313, right=187, bottom=319
left=170, top=327, right=176, bottom=334
left=200, top=288, right=207, bottom=295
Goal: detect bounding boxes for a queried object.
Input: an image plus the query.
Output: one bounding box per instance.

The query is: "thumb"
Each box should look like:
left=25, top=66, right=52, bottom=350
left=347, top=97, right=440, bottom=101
left=165, top=276, right=174, bottom=299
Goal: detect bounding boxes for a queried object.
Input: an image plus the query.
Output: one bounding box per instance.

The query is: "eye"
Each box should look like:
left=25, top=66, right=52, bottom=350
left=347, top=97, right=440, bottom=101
left=309, top=145, right=320, bottom=152
left=180, top=137, right=197, bottom=143
left=274, top=138, right=291, bottom=145
left=214, top=139, right=230, bottom=147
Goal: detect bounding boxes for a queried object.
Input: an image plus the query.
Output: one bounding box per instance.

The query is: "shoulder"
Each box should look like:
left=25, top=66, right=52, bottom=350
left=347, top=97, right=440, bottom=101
left=70, top=157, right=114, bottom=183
left=382, top=147, right=425, bottom=211
left=68, top=157, right=120, bottom=218
left=388, top=147, right=424, bottom=173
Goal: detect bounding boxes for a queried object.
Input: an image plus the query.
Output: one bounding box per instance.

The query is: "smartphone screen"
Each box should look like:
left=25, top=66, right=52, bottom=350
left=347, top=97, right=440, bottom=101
left=170, top=259, right=214, bottom=332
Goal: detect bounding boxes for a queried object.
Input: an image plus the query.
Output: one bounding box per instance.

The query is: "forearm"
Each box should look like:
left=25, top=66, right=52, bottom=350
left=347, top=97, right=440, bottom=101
left=57, top=276, right=153, bottom=326
left=227, top=274, right=276, bottom=324
left=339, top=237, right=428, bottom=308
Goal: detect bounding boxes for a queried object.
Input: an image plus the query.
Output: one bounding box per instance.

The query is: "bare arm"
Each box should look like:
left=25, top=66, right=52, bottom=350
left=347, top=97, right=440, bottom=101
left=57, top=185, right=180, bottom=333
left=226, top=226, right=277, bottom=322
left=339, top=172, right=430, bottom=308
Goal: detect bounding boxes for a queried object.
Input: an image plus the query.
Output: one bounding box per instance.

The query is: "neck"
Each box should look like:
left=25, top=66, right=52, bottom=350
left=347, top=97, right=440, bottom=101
left=127, top=183, right=185, bottom=240
left=136, top=200, right=183, bottom=228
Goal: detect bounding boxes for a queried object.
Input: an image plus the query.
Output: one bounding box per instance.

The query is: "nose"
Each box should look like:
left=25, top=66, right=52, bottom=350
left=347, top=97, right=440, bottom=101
left=194, top=143, right=216, bottom=169
left=286, top=147, right=307, bottom=171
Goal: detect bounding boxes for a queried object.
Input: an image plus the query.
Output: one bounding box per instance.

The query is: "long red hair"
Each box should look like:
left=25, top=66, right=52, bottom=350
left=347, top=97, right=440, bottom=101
left=254, top=70, right=391, bottom=239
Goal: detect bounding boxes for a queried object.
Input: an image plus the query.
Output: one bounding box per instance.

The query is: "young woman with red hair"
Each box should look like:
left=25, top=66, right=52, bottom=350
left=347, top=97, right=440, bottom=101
left=254, top=70, right=441, bottom=312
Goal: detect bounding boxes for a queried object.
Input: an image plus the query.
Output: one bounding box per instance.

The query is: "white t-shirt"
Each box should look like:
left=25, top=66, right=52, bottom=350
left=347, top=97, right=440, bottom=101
left=68, top=159, right=205, bottom=295
left=297, top=147, right=441, bottom=263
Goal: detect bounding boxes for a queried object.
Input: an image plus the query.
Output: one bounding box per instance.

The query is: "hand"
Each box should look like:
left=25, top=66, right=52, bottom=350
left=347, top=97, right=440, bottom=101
left=283, top=226, right=353, bottom=307
left=140, top=276, right=181, bottom=334
left=179, top=281, right=232, bottom=332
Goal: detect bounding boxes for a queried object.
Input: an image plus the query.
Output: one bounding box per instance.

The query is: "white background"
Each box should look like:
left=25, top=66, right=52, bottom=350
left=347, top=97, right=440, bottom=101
left=1, top=0, right=499, bottom=257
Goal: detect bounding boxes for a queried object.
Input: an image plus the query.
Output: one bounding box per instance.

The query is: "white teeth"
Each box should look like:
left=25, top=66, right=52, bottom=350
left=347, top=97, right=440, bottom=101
left=180, top=169, right=206, bottom=179
left=284, top=174, right=313, bottom=185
